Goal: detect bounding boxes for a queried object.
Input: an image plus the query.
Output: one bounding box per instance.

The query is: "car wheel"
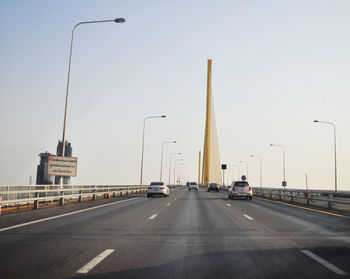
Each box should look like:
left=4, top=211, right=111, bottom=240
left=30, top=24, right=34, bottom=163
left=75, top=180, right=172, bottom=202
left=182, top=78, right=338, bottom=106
left=250, top=196, right=252, bottom=200
left=147, top=194, right=150, bottom=197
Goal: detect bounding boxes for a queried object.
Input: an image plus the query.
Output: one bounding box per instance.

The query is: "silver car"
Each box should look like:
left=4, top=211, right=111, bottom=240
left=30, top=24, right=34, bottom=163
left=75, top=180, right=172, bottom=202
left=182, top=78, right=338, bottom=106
left=147, top=182, right=169, bottom=197
left=188, top=182, right=198, bottom=191
left=228, top=181, right=252, bottom=200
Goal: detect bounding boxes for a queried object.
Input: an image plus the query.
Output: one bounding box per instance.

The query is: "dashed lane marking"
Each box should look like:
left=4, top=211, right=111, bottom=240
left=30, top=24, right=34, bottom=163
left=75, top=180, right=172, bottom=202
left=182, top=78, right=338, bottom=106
left=301, top=250, right=347, bottom=275
left=166, top=203, right=171, bottom=206
left=226, top=203, right=231, bottom=207
left=76, top=249, right=115, bottom=274
left=0, top=197, right=140, bottom=232
left=149, top=214, right=157, bottom=220
left=243, top=214, right=254, bottom=220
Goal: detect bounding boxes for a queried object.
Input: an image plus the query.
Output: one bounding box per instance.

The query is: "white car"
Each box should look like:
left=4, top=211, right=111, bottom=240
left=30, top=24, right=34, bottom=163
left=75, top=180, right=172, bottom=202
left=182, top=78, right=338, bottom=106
left=147, top=182, right=169, bottom=197
left=188, top=182, right=199, bottom=191
left=228, top=181, right=252, bottom=200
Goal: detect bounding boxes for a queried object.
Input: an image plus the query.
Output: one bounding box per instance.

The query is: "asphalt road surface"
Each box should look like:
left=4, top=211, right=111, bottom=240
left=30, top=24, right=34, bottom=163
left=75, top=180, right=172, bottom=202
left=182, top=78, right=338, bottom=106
left=0, top=187, right=349, bottom=279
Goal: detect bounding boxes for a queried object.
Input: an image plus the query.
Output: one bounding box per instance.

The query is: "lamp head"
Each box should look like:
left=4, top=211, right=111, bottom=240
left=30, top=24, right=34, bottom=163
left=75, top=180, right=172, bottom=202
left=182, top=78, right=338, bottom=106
left=114, top=18, right=126, bottom=23
left=314, top=120, right=319, bottom=122
left=161, top=115, right=166, bottom=118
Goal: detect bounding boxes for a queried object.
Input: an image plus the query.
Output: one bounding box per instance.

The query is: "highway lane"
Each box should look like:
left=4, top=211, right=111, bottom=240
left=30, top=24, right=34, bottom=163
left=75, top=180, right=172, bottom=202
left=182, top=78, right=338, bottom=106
left=0, top=187, right=349, bottom=279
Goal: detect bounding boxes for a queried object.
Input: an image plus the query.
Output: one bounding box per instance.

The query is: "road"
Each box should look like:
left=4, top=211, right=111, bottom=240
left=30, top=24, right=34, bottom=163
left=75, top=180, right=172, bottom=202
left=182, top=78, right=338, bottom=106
left=0, top=187, right=349, bottom=278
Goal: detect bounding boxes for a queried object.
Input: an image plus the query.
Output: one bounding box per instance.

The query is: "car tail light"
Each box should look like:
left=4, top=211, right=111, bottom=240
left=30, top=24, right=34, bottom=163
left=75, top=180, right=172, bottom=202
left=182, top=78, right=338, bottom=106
left=249, top=187, right=252, bottom=191
left=232, top=187, right=236, bottom=191
left=148, top=187, right=153, bottom=189
left=160, top=187, right=165, bottom=189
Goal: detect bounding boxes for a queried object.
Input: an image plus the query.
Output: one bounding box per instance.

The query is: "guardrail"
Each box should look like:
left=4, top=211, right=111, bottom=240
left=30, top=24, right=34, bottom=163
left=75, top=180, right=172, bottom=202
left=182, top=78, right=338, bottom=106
left=0, top=184, right=149, bottom=214
left=253, top=187, right=350, bottom=211
left=219, top=185, right=350, bottom=211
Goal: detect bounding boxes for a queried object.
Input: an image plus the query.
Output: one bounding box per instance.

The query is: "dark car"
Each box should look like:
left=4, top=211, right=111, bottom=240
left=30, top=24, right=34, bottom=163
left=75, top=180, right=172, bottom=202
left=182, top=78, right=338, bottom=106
left=207, top=183, right=220, bottom=192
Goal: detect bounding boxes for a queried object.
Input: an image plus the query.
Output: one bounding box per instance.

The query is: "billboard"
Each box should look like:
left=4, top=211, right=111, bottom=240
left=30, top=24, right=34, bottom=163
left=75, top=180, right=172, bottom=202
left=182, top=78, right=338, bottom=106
left=47, top=156, right=78, bottom=177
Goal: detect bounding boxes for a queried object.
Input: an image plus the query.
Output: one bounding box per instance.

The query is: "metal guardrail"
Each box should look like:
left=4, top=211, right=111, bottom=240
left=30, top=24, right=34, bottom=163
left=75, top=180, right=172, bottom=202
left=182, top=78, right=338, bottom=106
left=0, top=184, right=148, bottom=214
left=220, top=186, right=350, bottom=211
left=253, top=187, right=350, bottom=210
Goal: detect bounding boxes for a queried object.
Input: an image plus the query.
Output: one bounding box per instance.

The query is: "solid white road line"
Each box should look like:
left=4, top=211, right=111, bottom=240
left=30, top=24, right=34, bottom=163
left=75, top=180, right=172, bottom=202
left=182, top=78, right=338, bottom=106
left=149, top=214, right=157, bottom=220
left=301, top=250, right=347, bottom=275
left=76, top=249, right=115, bottom=274
left=0, top=197, right=140, bottom=232
left=226, top=203, right=231, bottom=207
left=243, top=214, right=254, bottom=220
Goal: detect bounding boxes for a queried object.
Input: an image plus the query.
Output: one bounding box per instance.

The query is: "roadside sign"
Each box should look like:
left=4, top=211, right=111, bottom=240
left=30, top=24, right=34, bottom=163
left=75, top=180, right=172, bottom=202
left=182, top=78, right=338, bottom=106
left=241, top=175, right=246, bottom=181
left=47, top=156, right=78, bottom=177
left=221, top=164, right=227, bottom=169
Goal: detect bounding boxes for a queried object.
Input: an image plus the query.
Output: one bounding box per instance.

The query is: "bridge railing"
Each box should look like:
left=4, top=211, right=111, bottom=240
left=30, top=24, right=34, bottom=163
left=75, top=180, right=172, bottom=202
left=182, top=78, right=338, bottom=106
left=220, top=185, right=350, bottom=211
left=0, top=184, right=148, bottom=214
left=253, top=187, right=350, bottom=210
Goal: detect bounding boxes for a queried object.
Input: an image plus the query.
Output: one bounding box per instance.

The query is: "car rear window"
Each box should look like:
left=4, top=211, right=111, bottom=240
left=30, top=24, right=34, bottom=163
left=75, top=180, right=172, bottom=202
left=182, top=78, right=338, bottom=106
left=234, top=182, right=249, bottom=187
left=150, top=182, right=164, bottom=186
left=190, top=182, right=197, bottom=186
left=209, top=183, right=218, bottom=186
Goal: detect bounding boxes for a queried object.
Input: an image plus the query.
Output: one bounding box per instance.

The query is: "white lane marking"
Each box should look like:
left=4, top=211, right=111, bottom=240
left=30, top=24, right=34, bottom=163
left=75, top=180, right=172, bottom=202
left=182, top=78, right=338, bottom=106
left=149, top=214, right=157, bottom=220
left=166, top=203, right=171, bottom=206
left=76, top=249, right=115, bottom=274
left=226, top=203, right=231, bottom=207
left=243, top=214, right=254, bottom=220
left=0, top=197, right=140, bottom=232
left=301, top=250, right=347, bottom=275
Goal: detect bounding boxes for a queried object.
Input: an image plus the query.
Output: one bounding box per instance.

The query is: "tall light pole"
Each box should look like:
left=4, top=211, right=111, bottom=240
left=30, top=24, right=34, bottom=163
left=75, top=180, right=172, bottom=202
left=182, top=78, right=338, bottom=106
left=60, top=17, right=125, bottom=185
left=160, top=141, right=176, bottom=181
left=270, top=144, right=286, bottom=188
left=177, top=163, right=186, bottom=184
left=140, top=115, right=166, bottom=185
left=168, top=152, right=181, bottom=185
left=240, top=161, right=248, bottom=180
left=231, top=164, right=240, bottom=181
left=314, top=120, right=337, bottom=191
left=250, top=155, right=262, bottom=188
left=173, top=158, right=184, bottom=184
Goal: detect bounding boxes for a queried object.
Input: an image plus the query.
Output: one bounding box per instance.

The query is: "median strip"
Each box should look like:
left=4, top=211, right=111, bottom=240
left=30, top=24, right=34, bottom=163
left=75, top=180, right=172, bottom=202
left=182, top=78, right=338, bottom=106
left=301, top=250, right=347, bottom=275
left=76, top=249, right=115, bottom=274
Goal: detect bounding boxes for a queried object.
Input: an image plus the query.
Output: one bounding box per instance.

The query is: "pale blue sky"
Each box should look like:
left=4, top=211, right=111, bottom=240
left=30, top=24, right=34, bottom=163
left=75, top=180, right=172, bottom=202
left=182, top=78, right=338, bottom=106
left=1, top=0, right=349, bottom=190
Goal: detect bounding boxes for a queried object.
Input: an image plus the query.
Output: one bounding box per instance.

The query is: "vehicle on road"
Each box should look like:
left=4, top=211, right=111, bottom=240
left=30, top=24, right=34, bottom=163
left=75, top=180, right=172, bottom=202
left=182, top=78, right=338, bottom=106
left=207, top=183, right=220, bottom=192
left=147, top=182, right=169, bottom=197
left=188, top=182, right=199, bottom=191
left=228, top=181, right=252, bottom=200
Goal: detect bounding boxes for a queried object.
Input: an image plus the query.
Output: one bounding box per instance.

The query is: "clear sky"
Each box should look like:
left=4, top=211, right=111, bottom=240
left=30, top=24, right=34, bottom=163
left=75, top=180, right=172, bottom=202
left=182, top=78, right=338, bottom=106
left=1, top=0, right=349, bottom=190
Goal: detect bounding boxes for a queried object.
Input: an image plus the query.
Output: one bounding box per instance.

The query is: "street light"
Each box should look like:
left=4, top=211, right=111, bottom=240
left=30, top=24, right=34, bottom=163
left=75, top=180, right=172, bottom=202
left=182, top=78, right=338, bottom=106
left=250, top=155, right=262, bottom=188
left=231, top=164, right=240, bottom=181
left=314, top=120, right=338, bottom=191
left=270, top=144, right=286, bottom=188
left=176, top=163, right=186, bottom=184
left=168, top=152, right=181, bottom=185
left=60, top=18, right=125, bottom=185
left=240, top=161, right=248, bottom=180
left=173, top=158, right=184, bottom=184
left=160, top=141, right=176, bottom=182
left=140, top=115, right=166, bottom=185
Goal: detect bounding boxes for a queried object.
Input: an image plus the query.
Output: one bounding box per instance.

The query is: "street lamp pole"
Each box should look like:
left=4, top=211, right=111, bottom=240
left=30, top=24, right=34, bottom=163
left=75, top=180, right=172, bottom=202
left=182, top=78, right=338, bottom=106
left=240, top=161, right=248, bottom=180
left=60, top=18, right=125, bottom=185
left=173, top=158, right=184, bottom=185
left=140, top=115, right=166, bottom=185
left=177, top=163, right=186, bottom=184
left=160, top=141, right=176, bottom=182
left=168, top=153, right=181, bottom=185
left=270, top=144, right=286, bottom=188
left=314, top=120, right=337, bottom=191
left=250, top=155, right=262, bottom=188
left=231, top=164, right=240, bottom=181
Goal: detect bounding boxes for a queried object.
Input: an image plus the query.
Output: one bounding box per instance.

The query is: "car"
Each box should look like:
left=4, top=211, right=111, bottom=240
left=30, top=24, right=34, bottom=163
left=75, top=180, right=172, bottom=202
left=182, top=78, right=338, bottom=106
left=147, top=182, right=169, bottom=197
left=188, top=182, right=199, bottom=191
left=228, top=181, right=252, bottom=200
left=207, top=183, right=220, bottom=192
